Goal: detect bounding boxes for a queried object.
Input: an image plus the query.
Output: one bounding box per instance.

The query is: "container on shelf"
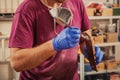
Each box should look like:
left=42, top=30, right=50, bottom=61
left=86, top=8, right=95, bottom=16
left=93, top=35, right=105, bottom=44
left=84, top=63, right=92, bottom=72
left=96, top=62, right=105, bottom=71
left=106, top=61, right=118, bottom=70
left=113, top=8, right=120, bottom=16
left=110, top=73, right=120, bottom=80
left=106, top=23, right=116, bottom=33
left=105, top=33, right=118, bottom=43
left=102, top=8, right=113, bottom=16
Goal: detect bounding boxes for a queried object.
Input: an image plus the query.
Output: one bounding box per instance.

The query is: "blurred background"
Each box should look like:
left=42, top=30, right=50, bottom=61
left=0, top=0, right=120, bottom=80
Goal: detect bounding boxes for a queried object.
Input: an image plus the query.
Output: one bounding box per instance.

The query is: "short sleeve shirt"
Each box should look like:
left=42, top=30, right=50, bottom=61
left=9, top=0, right=90, bottom=80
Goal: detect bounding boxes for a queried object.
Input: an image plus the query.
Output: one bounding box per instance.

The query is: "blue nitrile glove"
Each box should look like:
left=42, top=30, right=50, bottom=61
left=52, top=26, right=81, bottom=51
left=83, top=46, right=103, bottom=65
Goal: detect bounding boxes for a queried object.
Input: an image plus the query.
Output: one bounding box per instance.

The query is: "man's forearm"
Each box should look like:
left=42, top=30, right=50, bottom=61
left=10, top=40, right=56, bottom=72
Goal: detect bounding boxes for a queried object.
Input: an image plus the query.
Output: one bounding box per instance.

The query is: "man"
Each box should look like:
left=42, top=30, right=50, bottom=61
left=9, top=0, right=103, bottom=80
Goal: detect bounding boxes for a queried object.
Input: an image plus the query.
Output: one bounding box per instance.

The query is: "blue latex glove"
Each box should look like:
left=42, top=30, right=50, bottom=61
left=52, top=26, right=81, bottom=51
left=83, top=46, right=103, bottom=65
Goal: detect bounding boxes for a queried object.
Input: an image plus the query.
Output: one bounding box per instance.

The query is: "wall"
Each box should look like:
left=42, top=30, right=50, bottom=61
left=0, top=21, right=11, bottom=34
left=0, top=0, right=24, bottom=13
left=0, top=0, right=23, bottom=79
left=0, top=21, right=11, bottom=61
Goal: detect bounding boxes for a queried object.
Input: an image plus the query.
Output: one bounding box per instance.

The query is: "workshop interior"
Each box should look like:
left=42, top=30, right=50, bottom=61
left=0, top=0, right=120, bottom=80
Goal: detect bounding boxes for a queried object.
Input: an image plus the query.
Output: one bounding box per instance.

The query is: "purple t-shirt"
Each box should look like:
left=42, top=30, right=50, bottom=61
left=9, top=0, right=90, bottom=80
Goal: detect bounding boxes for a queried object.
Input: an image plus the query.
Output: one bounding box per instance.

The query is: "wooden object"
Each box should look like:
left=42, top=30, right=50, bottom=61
left=105, top=33, right=118, bottom=42
left=102, top=8, right=113, bottom=16
left=93, top=35, right=105, bottom=44
left=96, top=62, right=105, bottom=71
left=106, top=61, right=118, bottom=70
left=80, top=30, right=97, bottom=71
left=86, top=8, right=95, bottom=16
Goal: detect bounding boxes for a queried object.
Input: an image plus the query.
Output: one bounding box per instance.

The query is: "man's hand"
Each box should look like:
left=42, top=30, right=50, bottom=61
left=52, top=26, right=81, bottom=51
left=83, top=46, right=103, bottom=64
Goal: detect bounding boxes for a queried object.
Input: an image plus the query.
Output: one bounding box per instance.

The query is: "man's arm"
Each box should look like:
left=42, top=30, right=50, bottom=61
left=10, top=40, right=56, bottom=72
left=10, top=27, right=80, bottom=72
